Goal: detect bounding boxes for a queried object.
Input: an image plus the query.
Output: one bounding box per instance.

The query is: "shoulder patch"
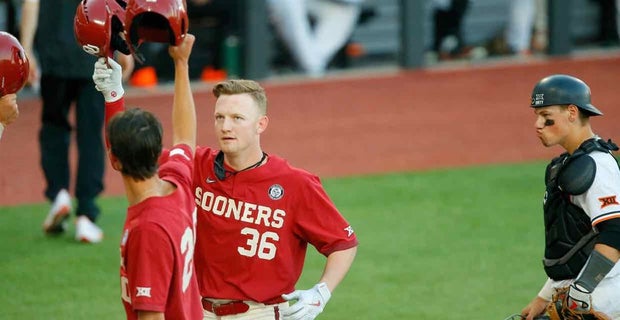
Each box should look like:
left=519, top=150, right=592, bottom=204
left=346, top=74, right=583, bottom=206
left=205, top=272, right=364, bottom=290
left=599, top=196, right=619, bottom=208
left=558, top=155, right=596, bottom=195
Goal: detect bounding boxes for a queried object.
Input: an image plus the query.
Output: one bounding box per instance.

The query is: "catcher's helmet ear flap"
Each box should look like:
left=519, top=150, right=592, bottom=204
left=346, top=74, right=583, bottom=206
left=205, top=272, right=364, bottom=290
left=124, top=0, right=188, bottom=63
left=0, top=32, right=29, bottom=96
left=530, top=74, right=603, bottom=116
left=74, top=0, right=130, bottom=57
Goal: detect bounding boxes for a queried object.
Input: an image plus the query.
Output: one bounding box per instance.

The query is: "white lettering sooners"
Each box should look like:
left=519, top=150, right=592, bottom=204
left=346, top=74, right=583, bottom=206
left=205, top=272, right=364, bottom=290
left=195, top=187, right=285, bottom=228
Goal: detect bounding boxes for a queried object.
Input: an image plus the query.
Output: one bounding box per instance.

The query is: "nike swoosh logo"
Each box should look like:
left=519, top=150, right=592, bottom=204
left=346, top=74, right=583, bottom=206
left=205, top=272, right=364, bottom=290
left=310, top=301, right=321, bottom=307
left=206, top=177, right=216, bottom=183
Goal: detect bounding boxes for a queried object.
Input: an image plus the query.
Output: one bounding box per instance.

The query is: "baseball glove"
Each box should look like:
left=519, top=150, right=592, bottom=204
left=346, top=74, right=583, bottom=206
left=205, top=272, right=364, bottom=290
left=546, top=287, right=610, bottom=320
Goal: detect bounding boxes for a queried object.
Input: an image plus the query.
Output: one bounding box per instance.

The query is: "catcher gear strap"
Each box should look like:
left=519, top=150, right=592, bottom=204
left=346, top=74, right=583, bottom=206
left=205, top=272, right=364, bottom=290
left=542, top=138, right=620, bottom=280
left=574, top=250, right=616, bottom=293
left=543, top=154, right=598, bottom=280
left=541, top=138, right=616, bottom=280
left=596, top=218, right=620, bottom=250
left=557, top=155, right=596, bottom=195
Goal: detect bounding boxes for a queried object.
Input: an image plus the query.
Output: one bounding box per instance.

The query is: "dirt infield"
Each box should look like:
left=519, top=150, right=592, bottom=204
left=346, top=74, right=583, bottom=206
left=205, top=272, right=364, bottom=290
left=1, top=53, right=620, bottom=207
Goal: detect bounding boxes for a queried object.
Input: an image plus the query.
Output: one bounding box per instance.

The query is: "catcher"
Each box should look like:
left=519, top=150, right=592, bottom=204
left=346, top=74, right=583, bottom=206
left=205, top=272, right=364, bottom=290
left=520, top=74, right=620, bottom=320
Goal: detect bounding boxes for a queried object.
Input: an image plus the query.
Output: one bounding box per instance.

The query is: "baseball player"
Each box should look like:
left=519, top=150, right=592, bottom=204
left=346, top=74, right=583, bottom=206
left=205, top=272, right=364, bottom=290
left=93, top=71, right=358, bottom=319
left=92, top=34, right=203, bottom=319
left=521, top=74, right=620, bottom=320
left=188, top=79, right=358, bottom=319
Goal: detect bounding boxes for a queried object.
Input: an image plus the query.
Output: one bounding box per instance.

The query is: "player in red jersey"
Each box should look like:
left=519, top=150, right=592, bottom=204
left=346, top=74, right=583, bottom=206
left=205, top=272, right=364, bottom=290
left=92, top=34, right=203, bottom=319
left=191, top=79, right=358, bottom=319
left=96, top=50, right=357, bottom=318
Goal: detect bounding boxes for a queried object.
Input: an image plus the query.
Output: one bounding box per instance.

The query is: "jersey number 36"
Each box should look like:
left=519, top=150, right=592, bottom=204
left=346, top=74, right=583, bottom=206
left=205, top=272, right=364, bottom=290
left=237, top=227, right=279, bottom=260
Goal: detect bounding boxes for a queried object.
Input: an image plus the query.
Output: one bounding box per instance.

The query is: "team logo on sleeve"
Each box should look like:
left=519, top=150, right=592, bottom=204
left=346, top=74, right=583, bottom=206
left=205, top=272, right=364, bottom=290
left=136, top=287, right=151, bottom=297
left=268, top=184, right=284, bottom=200
left=344, top=226, right=355, bottom=237
left=598, top=195, right=619, bottom=208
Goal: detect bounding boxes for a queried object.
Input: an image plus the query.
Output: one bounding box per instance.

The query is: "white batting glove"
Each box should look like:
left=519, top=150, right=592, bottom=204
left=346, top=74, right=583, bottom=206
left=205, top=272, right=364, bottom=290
left=281, top=283, right=331, bottom=320
left=92, top=57, right=124, bottom=102
left=567, top=283, right=591, bottom=311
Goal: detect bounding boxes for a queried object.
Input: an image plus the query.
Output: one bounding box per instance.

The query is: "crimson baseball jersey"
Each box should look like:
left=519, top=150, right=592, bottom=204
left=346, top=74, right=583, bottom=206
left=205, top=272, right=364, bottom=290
left=120, top=144, right=202, bottom=320
left=192, top=147, right=358, bottom=303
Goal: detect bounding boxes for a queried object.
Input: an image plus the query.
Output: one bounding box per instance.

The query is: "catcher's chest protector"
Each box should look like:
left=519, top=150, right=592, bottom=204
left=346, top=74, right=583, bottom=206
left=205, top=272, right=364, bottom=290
left=542, top=139, right=618, bottom=280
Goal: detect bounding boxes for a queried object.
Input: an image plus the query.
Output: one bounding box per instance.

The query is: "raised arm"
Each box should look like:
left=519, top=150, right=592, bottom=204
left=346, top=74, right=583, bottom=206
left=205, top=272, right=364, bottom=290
left=92, top=57, right=125, bottom=148
left=167, top=34, right=196, bottom=152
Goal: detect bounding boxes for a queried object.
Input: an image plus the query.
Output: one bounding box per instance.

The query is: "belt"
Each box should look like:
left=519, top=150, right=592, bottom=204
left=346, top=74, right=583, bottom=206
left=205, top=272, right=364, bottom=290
left=202, top=299, right=250, bottom=316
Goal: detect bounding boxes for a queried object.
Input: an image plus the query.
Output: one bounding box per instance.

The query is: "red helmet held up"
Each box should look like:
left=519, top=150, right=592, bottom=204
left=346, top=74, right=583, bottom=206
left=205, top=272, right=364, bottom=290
left=74, top=0, right=129, bottom=57
left=124, top=0, right=188, bottom=62
left=0, top=32, right=29, bottom=96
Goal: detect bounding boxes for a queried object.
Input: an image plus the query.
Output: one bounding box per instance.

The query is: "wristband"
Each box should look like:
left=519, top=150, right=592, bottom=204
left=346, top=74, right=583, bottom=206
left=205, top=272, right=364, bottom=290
left=574, top=250, right=615, bottom=292
left=0, top=123, right=4, bottom=140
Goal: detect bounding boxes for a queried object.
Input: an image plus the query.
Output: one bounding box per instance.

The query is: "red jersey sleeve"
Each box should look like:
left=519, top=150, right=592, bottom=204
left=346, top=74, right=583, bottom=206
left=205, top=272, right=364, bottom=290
left=104, top=97, right=125, bottom=148
left=295, top=174, right=358, bottom=256
left=159, top=144, right=193, bottom=188
left=125, top=222, right=173, bottom=313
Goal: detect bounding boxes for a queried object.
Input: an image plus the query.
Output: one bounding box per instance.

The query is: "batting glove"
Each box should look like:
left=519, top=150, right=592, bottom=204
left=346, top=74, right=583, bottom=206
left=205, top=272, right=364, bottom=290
left=567, top=283, right=591, bottom=311
left=281, top=282, right=331, bottom=320
left=92, top=57, right=124, bottom=102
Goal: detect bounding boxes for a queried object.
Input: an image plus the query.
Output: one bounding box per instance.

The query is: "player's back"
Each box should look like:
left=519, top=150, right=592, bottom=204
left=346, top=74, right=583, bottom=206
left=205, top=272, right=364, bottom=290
left=121, top=145, right=202, bottom=320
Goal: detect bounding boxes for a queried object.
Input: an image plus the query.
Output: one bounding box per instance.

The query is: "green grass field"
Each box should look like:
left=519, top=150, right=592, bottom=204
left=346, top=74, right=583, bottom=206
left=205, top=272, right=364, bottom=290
left=0, top=161, right=552, bottom=319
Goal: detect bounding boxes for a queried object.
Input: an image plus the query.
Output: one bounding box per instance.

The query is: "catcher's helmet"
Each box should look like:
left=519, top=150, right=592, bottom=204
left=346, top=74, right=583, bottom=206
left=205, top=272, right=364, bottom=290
left=530, top=74, right=602, bottom=116
left=74, top=0, right=130, bottom=57
left=0, top=32, right=29, bottom=96
left=124, top=0, right=188, bottom=62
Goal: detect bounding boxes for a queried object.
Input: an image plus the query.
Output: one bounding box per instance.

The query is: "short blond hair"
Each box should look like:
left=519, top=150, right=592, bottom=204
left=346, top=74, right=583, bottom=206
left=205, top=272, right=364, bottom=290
left=212, top=79, right=267, bottom=115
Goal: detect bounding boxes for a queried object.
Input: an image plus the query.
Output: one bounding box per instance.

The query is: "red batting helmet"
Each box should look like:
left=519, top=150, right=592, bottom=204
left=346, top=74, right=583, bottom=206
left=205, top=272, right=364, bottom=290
left=124, top=0, right=188, bottom=61
left=74, top=0, right=130, bottom=57
left=0, top=32, right=29, bottom=96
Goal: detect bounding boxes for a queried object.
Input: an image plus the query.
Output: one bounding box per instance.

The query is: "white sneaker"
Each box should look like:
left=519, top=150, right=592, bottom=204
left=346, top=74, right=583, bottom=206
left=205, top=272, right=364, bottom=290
left=75, top=216, right=104, bottom=243
left=42, top=189, right=72, bottom=234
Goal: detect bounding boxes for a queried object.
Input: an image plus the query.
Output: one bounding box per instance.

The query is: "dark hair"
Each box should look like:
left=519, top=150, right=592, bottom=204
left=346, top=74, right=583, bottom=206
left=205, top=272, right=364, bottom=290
left=107, top=108, right=162, bottom=180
